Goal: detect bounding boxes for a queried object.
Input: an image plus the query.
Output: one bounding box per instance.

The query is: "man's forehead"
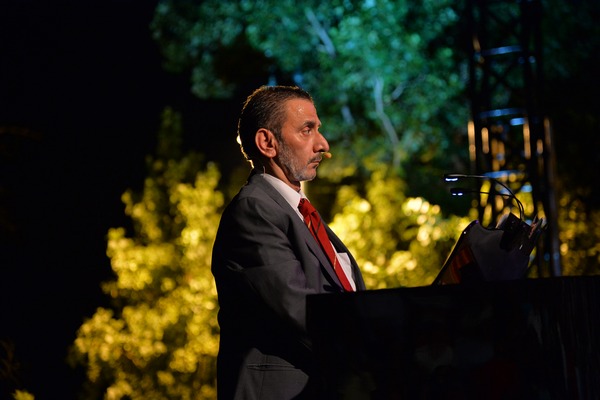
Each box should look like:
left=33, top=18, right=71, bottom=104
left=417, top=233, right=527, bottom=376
left=285, top=98, right=320, bottom=124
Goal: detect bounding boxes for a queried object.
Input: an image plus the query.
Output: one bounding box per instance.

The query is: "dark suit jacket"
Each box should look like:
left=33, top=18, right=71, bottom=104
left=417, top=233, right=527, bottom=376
left=211, top=171, right=366, bottom=400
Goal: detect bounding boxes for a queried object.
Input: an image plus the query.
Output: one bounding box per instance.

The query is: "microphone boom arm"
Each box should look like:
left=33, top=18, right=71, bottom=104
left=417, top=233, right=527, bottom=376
left=444, top=173, right=525, bottom=221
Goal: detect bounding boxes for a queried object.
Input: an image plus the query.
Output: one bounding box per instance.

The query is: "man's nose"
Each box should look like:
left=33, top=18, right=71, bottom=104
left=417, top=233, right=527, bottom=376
left=316, top=131, right=330, bottom=152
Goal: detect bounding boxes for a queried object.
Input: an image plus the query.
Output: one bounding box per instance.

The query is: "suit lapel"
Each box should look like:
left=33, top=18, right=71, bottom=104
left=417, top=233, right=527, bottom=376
left=247, top=172, right=343, bottom=286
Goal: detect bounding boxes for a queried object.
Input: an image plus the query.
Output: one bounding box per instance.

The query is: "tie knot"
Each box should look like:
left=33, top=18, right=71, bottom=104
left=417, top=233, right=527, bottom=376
left=298, top=198, right=316, bottom=217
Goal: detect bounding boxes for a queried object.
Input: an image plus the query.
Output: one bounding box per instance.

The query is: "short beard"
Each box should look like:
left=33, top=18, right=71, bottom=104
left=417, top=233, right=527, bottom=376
left=277, top=140, right=318, bottom=183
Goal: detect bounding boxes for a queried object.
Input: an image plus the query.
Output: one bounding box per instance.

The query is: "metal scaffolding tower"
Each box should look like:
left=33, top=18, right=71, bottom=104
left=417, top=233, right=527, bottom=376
left=466, top=0, right=561, bottom=276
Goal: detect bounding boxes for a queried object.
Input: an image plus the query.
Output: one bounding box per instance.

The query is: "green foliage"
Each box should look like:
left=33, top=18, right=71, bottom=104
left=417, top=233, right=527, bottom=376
left=69, top=109, right=224, bottom=400
left=151, top=0, right=469, bottom=184
left=541, top=0, right=600, bottom=275
left=327, top=167, right=470, bottom=288
left=542, top=0, right=600, bottom=83
left=12, top=391, right=34, bottom=400
left=541, top=0, right=600, bottom=207
left=558, top=191, right=600, bottom=277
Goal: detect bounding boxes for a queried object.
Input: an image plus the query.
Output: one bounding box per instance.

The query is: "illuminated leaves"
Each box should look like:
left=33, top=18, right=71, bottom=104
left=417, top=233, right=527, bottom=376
left=558, top=192, right=600, bottom=277
left=329, top=167, right=469, bottom=289
left=70, top=111, right=222, bottom=400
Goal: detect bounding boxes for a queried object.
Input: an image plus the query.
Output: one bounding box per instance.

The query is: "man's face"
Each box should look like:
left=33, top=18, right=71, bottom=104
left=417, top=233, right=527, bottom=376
left=276, top=98, right=330, bottom=187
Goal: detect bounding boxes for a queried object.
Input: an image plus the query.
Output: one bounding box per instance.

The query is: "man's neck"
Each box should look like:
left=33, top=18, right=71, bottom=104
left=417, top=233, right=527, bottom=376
left=260, top=161, right=300, bottom=192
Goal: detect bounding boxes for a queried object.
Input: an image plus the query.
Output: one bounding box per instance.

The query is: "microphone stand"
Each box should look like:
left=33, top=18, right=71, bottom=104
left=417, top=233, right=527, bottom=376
left=442, top=173, right=546, bottom=268
left=444, top=173, right=525, bottom=222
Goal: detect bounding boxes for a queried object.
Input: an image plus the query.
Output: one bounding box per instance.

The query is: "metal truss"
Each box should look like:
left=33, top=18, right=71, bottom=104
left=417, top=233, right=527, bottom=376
left=466, top=0, right=561, bottom=276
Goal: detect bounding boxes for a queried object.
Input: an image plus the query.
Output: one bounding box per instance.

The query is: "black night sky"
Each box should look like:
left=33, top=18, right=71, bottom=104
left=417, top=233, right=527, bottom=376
left=1, top=1, right=242, bottom=398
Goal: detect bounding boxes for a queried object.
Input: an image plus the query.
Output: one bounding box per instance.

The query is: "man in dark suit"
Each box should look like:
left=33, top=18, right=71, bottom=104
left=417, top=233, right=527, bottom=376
left=211, top=85, right=366, bottom=399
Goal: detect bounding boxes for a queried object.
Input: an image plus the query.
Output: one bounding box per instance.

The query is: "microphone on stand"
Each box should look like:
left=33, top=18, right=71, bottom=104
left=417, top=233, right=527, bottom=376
left=443, top=172, right=545, bottom=254
left=435, top=172, right=546, bottom=284
left=444, top=173, right=525, bottom=221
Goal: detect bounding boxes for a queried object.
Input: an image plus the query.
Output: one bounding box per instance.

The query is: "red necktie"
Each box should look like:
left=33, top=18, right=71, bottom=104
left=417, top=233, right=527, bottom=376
left=298, top=198, right=354, bottom=292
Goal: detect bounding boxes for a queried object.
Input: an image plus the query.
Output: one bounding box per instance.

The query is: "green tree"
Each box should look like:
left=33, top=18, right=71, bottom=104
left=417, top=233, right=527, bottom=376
left=69, top=109, right=223, bottom=400
left=557, top=190, right=600, bottom=277
left=537, top=0, right=600, bottom=275
left=151, top=0, right=469, bottom=191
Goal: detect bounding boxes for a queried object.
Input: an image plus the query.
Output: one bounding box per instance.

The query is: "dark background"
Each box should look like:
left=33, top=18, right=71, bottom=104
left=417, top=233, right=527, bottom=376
left=0, top=1, right=241, bottom=398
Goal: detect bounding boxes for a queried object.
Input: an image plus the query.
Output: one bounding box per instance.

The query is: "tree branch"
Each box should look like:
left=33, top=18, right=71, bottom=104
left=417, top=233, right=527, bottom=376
left=304, top=8, right=336, bottom=57
left=373, top=76, right=401, bottom=168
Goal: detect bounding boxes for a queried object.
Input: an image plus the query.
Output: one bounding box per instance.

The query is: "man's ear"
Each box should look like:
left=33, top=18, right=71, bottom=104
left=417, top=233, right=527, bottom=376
left=255, top=128, right=277, bottom=158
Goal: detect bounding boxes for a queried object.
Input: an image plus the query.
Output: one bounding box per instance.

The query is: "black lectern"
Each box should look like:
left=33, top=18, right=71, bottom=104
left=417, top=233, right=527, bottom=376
left=307, top=277, right=600, bottom=399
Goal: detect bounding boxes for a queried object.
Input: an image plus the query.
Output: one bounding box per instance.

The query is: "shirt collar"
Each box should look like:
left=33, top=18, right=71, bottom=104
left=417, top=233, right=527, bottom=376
left=260, top=172, right=306, bottom=220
